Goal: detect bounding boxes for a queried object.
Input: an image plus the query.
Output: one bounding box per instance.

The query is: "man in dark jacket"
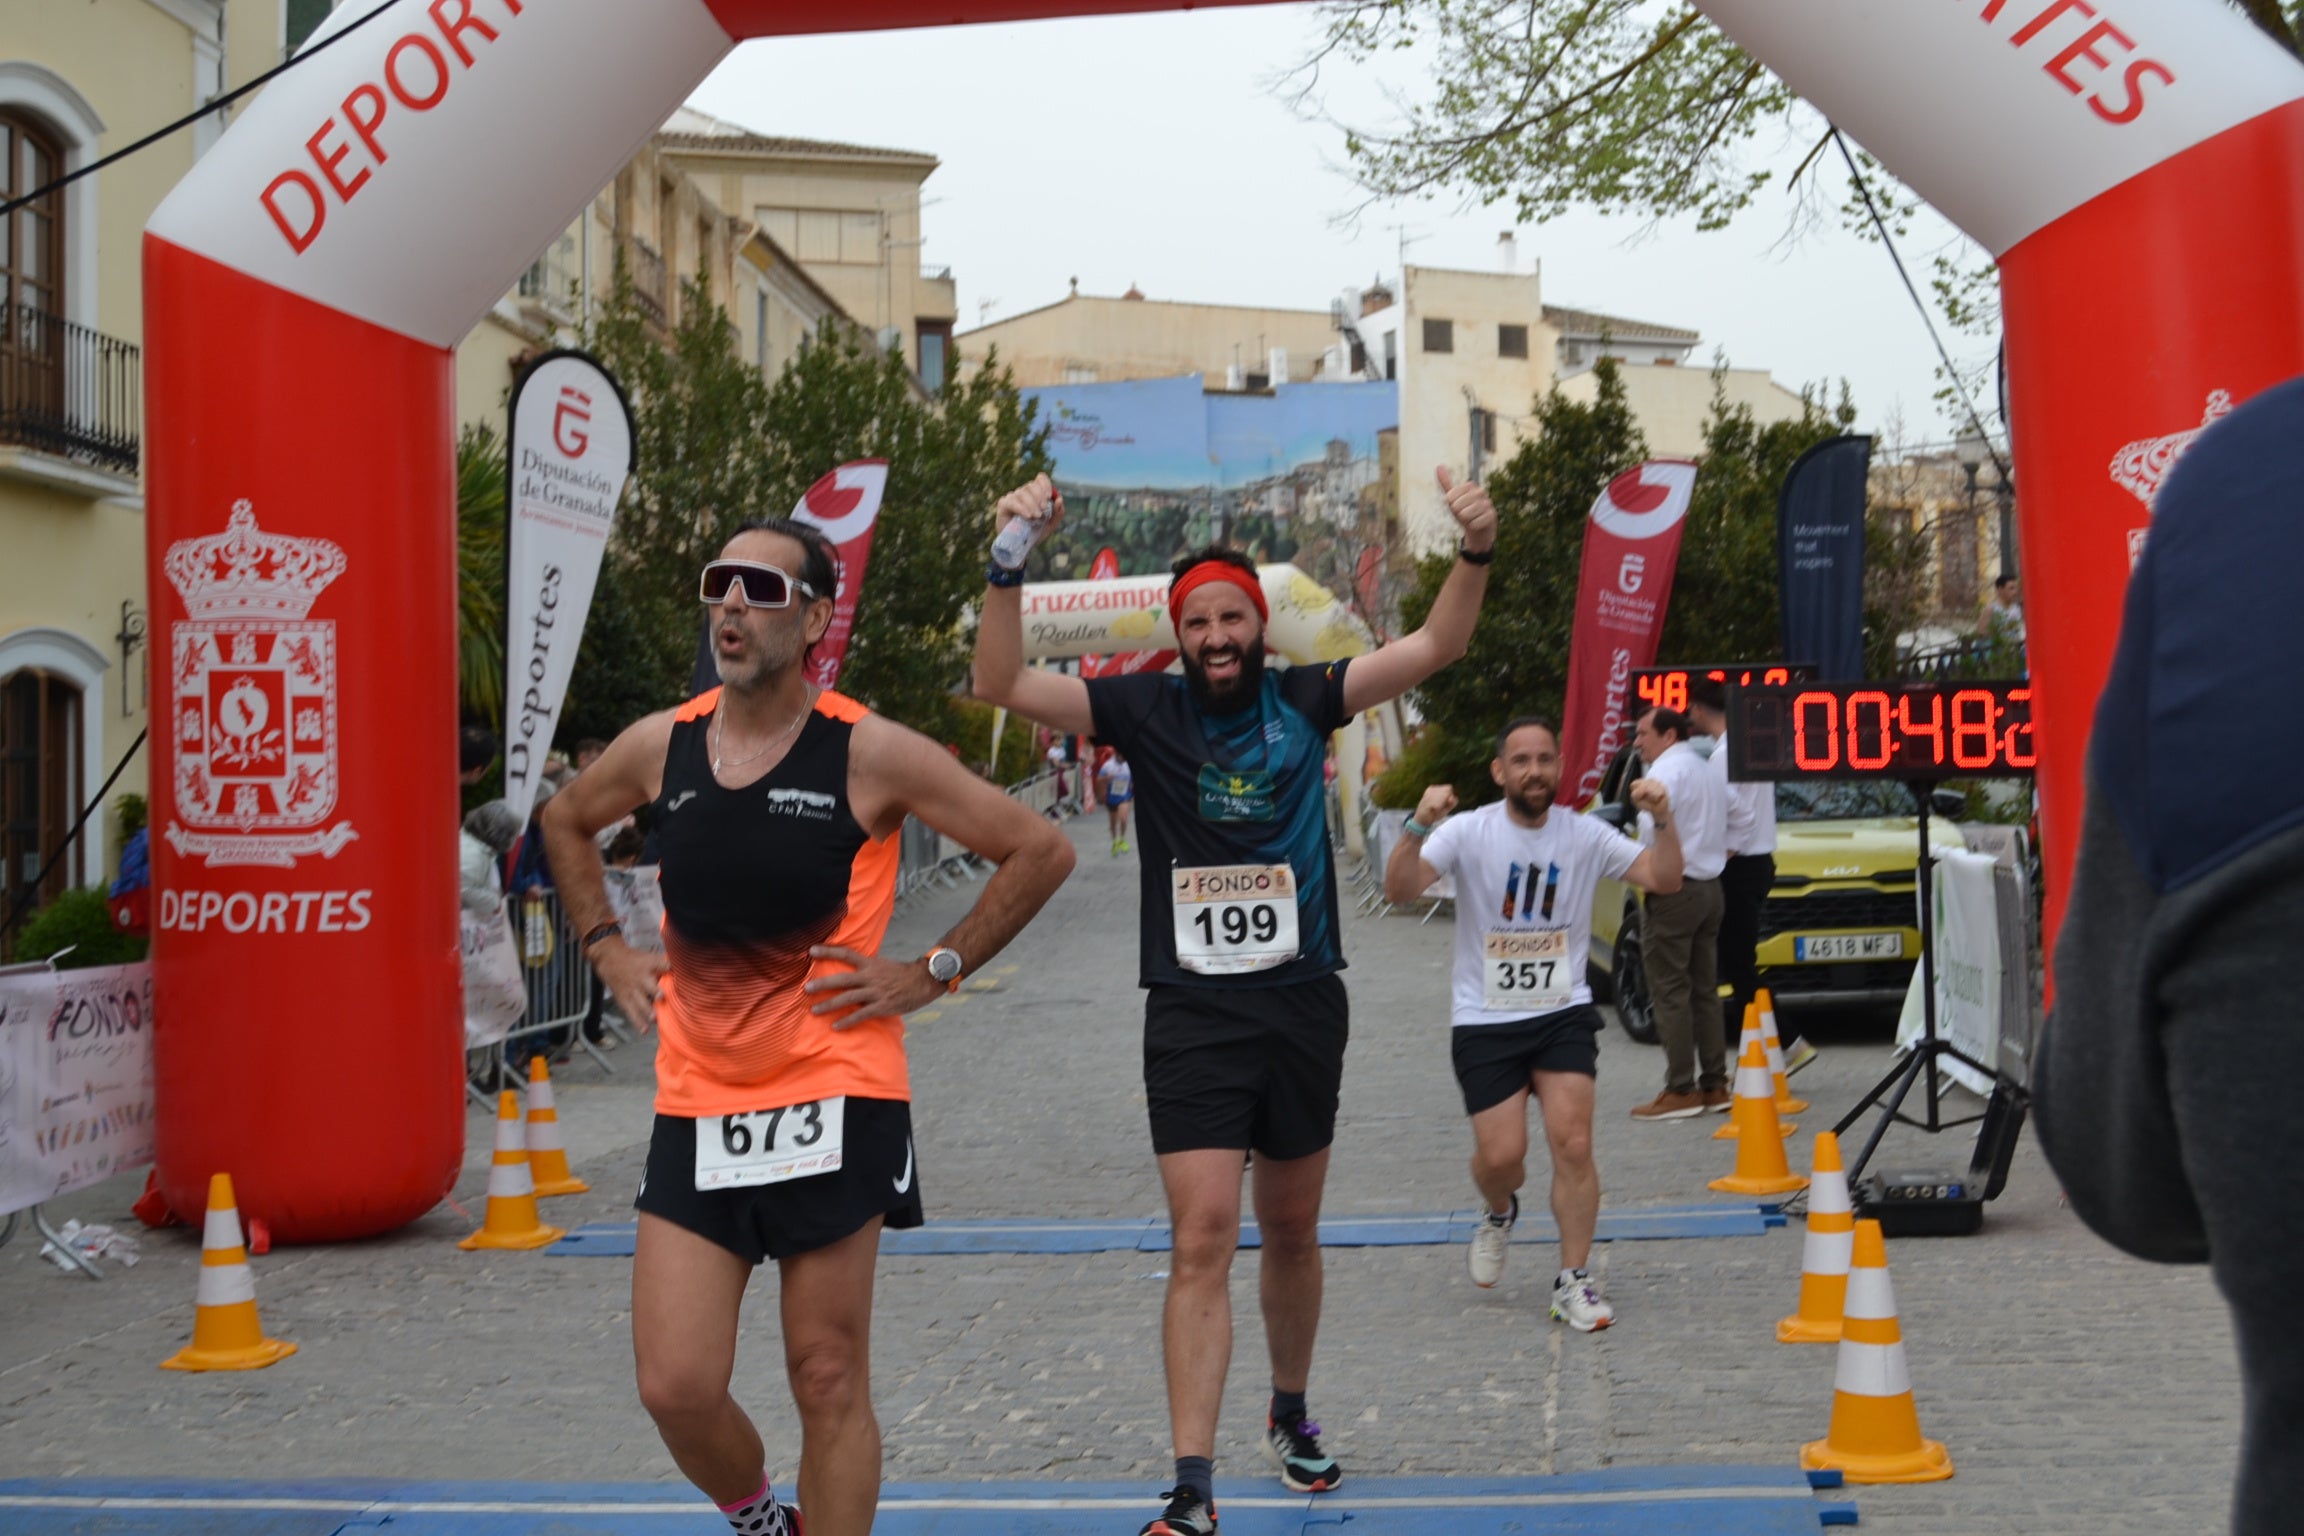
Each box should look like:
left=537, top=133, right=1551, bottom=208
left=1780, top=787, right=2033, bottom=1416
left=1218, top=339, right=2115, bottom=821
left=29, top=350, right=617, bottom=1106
left=2036, top=375, right=2304, bottom=1535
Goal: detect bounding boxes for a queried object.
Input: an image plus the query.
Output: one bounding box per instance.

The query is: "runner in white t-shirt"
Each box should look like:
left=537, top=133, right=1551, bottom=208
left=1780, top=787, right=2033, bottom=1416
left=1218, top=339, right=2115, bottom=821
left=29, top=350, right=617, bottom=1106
left=1383, top=716, right=1684, bottom=1329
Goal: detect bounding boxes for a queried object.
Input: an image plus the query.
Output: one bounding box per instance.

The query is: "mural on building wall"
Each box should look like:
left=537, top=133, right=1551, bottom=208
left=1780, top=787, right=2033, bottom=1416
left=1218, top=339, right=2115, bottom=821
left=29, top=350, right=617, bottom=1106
left=1020, top=377, right=1402, bottom=635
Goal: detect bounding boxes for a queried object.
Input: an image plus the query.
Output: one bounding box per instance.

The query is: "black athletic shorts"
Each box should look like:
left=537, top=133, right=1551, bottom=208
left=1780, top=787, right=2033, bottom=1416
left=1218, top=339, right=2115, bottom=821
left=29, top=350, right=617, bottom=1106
left=1450, top=1004, right=1604, bottom=1115
left=634, top=1097, right=924, bottom=1265
left=1143, top=973, right=1348, bottom=1159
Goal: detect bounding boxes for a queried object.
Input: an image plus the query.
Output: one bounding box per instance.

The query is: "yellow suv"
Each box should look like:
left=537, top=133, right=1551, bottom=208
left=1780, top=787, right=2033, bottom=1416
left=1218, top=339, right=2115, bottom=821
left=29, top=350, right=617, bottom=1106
left=1584, top=745, right=1965, bottom=1042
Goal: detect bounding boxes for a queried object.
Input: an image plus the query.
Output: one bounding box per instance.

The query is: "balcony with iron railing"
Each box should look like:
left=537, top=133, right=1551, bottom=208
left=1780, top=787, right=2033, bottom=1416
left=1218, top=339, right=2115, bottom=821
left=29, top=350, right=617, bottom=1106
left=0, top=304, right=141, bottom=483
left=627, top=238, right=668, bottom=327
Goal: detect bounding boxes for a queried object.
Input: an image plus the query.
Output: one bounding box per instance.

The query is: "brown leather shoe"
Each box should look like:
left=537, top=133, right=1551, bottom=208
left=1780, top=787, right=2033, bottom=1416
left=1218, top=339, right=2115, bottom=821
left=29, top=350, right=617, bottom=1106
left=1702, top=1086, right=1733, bottom=1113
left=1630, top=1089, right=1708, bottom=1121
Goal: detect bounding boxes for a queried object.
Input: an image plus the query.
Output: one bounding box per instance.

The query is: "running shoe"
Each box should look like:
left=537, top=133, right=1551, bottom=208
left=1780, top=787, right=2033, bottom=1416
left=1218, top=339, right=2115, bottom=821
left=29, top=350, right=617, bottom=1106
left=1138, top=1487, right=1217, bottom=1535
left=1469, top=1192, right=1518, bottom=1288
left=1550, top=1269, right=1616, bottom=1332
left=1264, top=1412, right=1342, bottom=1492
left=1117, top=836, right=1130, bottom=854
left=1783, top=1037, right=1820, bottom=1077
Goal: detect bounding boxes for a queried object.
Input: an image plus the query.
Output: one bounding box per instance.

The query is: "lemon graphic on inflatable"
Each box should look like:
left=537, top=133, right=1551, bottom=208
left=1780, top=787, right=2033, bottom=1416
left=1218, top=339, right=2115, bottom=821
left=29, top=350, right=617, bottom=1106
left=1112, top=610, right=1157, bottom=639
left=1288, top=573, right=1336, bottom=613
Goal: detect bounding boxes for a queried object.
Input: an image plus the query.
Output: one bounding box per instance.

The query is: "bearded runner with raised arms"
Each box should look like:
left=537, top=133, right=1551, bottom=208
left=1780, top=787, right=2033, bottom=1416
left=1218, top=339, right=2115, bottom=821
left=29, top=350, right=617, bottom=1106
left=543, top=517, right=1074, bottom=1536
left=973, top=471, right=1497, bottom=1536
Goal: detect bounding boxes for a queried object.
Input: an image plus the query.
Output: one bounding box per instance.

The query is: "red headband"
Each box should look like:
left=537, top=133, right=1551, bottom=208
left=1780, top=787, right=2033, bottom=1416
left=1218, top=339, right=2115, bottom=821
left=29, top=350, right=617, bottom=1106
left=1167, top=561, right=1268, bottom=633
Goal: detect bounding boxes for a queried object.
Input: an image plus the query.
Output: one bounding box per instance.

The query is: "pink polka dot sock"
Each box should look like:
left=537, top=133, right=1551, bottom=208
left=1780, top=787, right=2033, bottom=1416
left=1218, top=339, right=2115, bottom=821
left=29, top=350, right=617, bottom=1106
left=716, top=1476, right=792, bottom=1535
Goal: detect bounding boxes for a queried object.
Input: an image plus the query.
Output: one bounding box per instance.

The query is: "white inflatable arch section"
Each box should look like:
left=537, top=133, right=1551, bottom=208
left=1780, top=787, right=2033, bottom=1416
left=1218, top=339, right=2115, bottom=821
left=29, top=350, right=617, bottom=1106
left=139, top=0, right=2304, bottom=1240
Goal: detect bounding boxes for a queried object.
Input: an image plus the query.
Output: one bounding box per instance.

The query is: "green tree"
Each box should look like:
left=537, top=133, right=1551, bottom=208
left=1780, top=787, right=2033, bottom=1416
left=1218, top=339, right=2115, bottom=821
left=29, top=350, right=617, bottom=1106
left=1298, top=0, right=2303, bottom=417
left=455, top=423, right=507, bottom=725
left=559, top=256, right=1049, bottom=748
left=1376, top=358, right=1875, bottom=810
left=1379, top=356, right=1647, bottom=803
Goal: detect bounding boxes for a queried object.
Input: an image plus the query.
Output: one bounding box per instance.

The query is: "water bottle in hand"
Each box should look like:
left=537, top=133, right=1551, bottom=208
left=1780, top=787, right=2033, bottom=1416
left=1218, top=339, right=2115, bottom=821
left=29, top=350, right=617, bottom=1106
left=991, top=485, right=1061, bottom=571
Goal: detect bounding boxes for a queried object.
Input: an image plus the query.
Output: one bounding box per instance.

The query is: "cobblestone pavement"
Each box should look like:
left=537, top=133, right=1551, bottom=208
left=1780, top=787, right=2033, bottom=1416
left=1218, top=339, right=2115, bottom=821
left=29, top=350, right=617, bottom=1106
left=0, top=814, right=2241, bottom=1531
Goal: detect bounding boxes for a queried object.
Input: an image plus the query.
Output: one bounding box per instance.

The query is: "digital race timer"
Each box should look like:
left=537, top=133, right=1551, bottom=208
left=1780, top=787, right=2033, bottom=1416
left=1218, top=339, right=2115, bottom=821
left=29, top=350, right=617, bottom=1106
left=1627, top=663, right=1817, bottom=716
left=1725, top=680, right=2037, bottom=781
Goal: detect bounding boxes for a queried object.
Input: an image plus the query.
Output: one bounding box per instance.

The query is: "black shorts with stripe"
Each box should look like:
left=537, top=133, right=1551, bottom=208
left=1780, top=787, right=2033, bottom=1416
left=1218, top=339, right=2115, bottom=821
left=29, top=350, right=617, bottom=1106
left=634, top=1097, right=923, bottom=1265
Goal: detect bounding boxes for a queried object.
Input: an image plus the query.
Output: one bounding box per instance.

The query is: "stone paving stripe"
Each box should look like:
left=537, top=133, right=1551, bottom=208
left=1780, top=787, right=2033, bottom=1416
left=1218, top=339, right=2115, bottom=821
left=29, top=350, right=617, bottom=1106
left=543, top=1204, right=1779, bottom=1259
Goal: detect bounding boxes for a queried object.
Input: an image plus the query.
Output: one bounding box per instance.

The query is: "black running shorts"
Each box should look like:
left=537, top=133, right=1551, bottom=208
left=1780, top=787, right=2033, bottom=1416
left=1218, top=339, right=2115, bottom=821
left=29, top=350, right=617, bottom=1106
left=1450, top=1004, right=1604, bottom=1115
left=1143, top=974, right=1349, bottom=1159
left=634, top=1097, right=924, bottom=1265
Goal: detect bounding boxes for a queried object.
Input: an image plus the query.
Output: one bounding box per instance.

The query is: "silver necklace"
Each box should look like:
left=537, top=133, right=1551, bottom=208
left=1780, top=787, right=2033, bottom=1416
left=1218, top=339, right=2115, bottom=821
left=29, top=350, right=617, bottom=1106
left=711, top=692, right=813, bottom=776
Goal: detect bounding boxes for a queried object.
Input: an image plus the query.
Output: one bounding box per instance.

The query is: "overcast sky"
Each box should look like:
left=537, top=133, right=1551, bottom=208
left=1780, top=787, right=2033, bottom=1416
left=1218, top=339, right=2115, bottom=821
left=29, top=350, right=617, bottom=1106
left=688, top=5, right=1990, bottom=449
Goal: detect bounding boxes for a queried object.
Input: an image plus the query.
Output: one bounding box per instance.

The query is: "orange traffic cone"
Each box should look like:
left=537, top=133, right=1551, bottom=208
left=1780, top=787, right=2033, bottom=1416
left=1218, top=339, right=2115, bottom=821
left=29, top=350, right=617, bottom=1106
left=161, top=1173, right=297, bottom=1372
left=1716, top=1003, right=1794, bottom=1140
left=1801, top=1219, right=1953, bottom=1483
left=460, top=1091, right=565, bottom=1251
left=524, top=1056, right=589, bottom=1198
left=1778, top=1133, right=1854, bottom=1343
left=1759, top=990, right=1809, bottom=1114
left=1708, top=1036, right=1809, bottom=1196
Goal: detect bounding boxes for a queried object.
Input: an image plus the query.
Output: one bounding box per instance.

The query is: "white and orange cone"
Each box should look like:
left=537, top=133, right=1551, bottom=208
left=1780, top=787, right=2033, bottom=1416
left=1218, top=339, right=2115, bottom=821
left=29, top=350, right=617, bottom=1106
left=1778, top=1132, right=1854, bottom=1343
left=1716, top=1002, right=1794, bottom=1140
left=524, top=1056, right=589, bottom=1198
left=1801, top=1219, right=1953, bottom=1483
left=460, top=1091, right=565, bottom=1251
left=1708, top=1036, right=1809, bottom=1196
left=1759, top=990, right=1809, bottom=1115
left=161, top=1172, right=297, bottom=1372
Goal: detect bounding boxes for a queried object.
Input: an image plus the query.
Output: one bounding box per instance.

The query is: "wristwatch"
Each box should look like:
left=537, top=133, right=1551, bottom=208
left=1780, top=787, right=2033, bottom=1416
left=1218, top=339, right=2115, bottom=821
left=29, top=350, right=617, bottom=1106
left=924, top=946, right=965, bottom=992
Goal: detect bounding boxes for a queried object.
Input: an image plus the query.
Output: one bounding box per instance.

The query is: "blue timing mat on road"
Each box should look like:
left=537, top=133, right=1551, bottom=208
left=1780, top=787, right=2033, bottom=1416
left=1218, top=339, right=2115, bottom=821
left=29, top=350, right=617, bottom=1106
left=547, top=1203, right=1784, bottom=1258
left=0, top=1471, right=1856, bottom=1534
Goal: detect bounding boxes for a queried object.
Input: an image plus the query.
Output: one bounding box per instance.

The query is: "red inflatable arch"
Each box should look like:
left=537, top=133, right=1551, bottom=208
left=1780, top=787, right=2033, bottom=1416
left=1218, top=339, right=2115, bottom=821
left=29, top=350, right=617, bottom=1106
left=142, top=0, right=2304, bottom=1239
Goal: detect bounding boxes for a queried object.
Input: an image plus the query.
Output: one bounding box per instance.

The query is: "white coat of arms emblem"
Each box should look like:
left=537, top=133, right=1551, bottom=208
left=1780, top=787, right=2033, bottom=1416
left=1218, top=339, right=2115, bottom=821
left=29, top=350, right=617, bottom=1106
left=162, top=500, right=356, bottom=867
left=2109, top=390, right=2234, bottom=569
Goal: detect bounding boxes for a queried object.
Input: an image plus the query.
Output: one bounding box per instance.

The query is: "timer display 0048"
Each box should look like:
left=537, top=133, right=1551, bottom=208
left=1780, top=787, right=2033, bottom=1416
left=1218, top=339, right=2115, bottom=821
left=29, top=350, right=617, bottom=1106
left=1726, top=681, right=2037, bottom=781
left=1626, top=662, right=1817, bottom=716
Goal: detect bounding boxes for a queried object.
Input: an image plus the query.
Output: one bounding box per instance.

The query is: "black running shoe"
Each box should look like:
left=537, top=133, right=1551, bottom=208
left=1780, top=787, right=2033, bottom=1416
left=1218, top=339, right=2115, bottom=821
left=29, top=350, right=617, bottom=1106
left=1264, top=1411, right=1342, bottom=1493
left=1137, top=1486, right=1217, bottom=1535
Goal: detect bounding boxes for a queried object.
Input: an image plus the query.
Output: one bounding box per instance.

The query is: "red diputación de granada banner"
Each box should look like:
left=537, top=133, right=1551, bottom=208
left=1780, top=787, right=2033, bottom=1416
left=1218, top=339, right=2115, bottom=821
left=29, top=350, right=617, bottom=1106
left=790, top=460, right=889, bottom=692
left=1560, top=462, right=1699, bottom=808
left=138, top=0, right=2303, bottom=1240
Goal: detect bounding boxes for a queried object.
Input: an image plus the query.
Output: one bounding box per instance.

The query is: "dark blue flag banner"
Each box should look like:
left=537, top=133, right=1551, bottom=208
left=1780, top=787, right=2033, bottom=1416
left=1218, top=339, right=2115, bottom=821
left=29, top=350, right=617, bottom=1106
left=1778, top=435, right=1874, bottom=681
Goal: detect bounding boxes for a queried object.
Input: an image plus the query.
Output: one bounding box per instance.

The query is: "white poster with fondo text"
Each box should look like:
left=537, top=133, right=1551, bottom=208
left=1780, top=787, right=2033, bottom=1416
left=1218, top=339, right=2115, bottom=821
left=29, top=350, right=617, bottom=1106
left=0, top=962, right=156, bottom=1217
left=502, top=350, right=632, bottom=816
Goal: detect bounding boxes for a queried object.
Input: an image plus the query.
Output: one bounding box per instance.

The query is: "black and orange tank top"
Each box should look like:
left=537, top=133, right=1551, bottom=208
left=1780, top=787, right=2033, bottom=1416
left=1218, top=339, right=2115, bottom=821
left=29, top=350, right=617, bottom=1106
left=650, top=687, right=905, bottom=1117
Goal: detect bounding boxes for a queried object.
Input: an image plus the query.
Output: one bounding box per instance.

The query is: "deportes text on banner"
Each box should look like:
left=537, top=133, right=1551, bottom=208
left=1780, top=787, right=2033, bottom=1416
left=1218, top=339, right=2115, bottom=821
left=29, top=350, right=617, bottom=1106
left=789, top=460, right=889, bottom=691
left=0, top=963, right=157, bottom=1218
left=502, top=350, right=633, bottom=815
left=1559, top=462, right=1699, bottom=806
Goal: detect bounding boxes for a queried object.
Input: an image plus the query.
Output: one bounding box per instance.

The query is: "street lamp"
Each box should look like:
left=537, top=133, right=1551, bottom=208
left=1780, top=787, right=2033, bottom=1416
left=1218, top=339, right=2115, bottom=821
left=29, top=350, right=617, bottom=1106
left=1955, top=430, right=1987, bottom=607
left=1956, top=428, right=2014, bottom=583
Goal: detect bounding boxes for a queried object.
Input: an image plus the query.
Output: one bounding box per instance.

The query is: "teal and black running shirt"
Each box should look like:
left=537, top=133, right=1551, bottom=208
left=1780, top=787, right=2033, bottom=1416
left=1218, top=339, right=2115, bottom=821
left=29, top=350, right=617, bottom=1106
left=1087, top=663, right=1352, bottom=990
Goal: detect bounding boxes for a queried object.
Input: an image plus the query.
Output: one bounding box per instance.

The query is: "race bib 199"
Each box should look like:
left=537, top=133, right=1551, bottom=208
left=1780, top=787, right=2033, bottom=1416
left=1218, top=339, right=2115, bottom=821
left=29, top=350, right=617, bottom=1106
left=1482, top=929, right=1571, bottom=1012
left=1172, top=863, right=1300, bottom=975
left=694, top=1096, right=846, bottom=1191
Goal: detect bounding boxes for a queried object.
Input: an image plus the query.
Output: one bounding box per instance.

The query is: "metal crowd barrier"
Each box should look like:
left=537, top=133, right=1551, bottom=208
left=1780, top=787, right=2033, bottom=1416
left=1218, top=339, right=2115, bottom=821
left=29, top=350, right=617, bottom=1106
left=892, top=770, right=1067, bottom=908
left=466, top=889, right=626, bottom=1108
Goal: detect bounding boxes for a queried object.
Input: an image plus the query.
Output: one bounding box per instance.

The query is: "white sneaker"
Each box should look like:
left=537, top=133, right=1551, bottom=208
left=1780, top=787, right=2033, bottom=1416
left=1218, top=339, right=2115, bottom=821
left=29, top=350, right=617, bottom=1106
left=1468, top=1193, right=1517, bottom=1288
left=1550, top=1268, right=1615, bottom=1332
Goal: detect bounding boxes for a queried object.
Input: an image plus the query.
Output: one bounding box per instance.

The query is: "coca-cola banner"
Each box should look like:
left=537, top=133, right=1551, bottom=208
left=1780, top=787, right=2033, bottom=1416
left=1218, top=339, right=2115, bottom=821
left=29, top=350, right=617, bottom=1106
left=790, top=460, right=888, bottom=691
left=503, top=350, right=631, bottom=814
left=1561, top=462, right=1699, bottom=807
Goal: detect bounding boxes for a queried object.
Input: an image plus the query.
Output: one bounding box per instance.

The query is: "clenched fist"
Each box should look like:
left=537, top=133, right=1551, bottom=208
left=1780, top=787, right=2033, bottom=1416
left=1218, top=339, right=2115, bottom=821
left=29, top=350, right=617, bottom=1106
left=1434, top=466, right=1498, bottom=553
left=1628, top=778, right=1672, bottom=821
left=1415, top=784, right=1459, bottom=827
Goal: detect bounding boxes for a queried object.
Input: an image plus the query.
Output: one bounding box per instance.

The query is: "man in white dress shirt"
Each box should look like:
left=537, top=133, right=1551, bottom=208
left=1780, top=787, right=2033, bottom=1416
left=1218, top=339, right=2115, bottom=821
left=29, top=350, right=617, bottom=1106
left=1627, top=703, right=1729, bottom=1120
left=1686, top=679, right=1813, bottom=1077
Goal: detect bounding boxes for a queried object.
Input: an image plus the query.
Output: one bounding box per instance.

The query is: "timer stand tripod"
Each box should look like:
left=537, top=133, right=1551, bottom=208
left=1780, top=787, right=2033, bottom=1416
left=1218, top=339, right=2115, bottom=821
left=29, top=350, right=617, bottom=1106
left=1833, top=779, right=2000, bottom=1186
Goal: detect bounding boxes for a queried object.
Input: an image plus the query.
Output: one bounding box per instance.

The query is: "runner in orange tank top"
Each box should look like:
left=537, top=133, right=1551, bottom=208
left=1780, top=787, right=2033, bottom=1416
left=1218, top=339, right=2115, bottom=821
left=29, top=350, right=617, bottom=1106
left=543, top=518, right=1074, bottom=1536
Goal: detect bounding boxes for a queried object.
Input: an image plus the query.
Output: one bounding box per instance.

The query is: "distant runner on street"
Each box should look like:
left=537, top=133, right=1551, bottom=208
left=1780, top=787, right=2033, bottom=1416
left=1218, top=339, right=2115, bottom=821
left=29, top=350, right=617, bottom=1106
left=543, top=517, right=1074, bottom=1536
left=1384, top=717, right=1682, bottom=1329
left=973, top=469, right=1497, bottom=1536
